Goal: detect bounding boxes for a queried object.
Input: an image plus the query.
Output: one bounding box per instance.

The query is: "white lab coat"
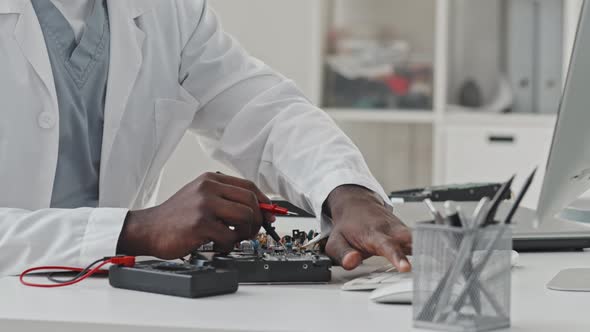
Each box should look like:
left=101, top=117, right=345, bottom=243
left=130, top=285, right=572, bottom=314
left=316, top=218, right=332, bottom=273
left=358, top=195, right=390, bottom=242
left=0, top=0, right=388, bottom=276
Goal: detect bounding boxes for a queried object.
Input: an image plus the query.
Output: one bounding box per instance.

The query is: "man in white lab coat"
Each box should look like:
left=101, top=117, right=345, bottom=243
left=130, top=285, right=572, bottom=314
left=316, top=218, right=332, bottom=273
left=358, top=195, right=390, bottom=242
left=0, top=0, right=411, bottom=276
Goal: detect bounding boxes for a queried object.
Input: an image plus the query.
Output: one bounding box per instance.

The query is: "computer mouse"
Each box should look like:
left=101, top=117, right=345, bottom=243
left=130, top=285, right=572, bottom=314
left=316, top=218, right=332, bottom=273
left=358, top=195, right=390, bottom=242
left=369, top=278, right=413, bottom=304
left=511, top=250, right=520, bottom=266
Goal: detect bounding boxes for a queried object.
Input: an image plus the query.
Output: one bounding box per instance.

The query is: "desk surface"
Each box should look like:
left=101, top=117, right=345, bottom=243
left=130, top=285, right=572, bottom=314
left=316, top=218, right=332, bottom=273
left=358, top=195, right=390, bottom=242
left=1, top=252, right=590, bottom=332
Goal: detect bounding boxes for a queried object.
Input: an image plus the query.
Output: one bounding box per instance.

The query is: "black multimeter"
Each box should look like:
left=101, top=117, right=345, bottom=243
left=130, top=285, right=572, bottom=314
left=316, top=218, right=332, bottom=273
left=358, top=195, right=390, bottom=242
left=109, top=260, right=238, bottom=298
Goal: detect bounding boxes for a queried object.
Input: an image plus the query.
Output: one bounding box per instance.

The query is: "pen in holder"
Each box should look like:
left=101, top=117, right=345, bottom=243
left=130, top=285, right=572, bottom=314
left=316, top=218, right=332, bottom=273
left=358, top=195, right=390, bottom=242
left=412, top=221, right=512, bottom=332
left=412, top=170, right=535, bottom=332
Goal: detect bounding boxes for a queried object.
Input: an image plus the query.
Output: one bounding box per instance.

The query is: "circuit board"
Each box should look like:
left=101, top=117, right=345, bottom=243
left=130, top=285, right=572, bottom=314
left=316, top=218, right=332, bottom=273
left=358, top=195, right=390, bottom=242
left=191, top=228, right=332, bottom=284
left=207, top=251, right=331, bottom=284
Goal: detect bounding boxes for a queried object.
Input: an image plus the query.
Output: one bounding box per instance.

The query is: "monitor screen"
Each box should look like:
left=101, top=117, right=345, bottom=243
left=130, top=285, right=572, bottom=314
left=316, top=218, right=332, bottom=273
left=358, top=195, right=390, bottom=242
left=537, top=1, right=590, bottom=223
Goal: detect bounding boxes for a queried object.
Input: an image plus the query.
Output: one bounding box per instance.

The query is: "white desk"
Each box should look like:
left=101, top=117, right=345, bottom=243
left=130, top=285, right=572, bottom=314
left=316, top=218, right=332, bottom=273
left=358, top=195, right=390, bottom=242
left=1, top=252, right=590, bottom=332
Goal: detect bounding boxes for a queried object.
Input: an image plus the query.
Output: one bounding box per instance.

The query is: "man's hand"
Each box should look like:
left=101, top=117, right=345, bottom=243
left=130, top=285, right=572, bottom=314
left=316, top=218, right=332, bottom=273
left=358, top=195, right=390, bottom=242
left=324, top=185, right=412, bottom=272
left=116, top=172, right=274, bottom=259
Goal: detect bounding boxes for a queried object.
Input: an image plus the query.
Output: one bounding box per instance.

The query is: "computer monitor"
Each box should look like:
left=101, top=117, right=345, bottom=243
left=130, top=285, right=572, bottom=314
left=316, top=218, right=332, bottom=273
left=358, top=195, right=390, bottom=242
left=540, top=0, right=590, bottom=292
left=536, top=0, right=590, bottom=225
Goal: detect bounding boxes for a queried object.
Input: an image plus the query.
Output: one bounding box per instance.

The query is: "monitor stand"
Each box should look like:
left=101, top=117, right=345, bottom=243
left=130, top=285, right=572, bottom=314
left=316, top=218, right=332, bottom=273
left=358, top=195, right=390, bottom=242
left=547, top=269, right=590, bottom=292
left=547, top=200, right=590, bottom=291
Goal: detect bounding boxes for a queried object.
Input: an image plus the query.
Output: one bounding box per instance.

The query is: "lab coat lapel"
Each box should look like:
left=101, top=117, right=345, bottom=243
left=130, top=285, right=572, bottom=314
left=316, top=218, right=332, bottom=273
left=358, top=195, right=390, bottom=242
left=8, top=1, right=59, bottom=111
left=100, top=1, right=146, bottom=203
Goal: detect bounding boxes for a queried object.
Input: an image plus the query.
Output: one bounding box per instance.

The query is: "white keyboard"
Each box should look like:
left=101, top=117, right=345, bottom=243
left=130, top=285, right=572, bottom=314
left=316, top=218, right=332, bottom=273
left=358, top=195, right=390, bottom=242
left=341, top=265, right=412, bottom=291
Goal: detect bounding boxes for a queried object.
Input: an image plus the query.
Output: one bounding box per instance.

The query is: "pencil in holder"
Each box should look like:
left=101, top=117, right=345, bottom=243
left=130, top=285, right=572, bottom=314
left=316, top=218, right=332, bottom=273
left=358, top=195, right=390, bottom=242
left=412, top=223, right=512, bottom=332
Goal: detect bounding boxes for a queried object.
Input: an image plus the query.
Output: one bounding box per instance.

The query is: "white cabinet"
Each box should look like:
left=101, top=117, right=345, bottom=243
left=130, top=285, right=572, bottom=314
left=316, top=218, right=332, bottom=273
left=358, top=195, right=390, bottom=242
left=442, top=115, right=555, bottom=208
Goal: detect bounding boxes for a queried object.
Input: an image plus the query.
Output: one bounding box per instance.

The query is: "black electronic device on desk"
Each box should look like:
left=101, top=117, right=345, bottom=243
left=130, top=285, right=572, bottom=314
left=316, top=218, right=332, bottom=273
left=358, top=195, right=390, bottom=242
left=390, top=183, right=512, bottom=202
left=109, top=260, right=238, bottom=298
left=207, top=250, right=332, bottom=284
left=191, top=228, right=332, bottom=284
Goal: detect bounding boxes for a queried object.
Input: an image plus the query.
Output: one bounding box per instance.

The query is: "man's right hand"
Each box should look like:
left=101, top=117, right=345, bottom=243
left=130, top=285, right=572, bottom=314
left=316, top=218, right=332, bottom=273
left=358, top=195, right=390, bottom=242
left=116, top=172, right=274, bottom=259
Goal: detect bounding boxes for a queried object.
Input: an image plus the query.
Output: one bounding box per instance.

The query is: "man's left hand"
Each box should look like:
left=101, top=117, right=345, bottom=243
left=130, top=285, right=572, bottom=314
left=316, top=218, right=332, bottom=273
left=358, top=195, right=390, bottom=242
left=324, top=185, right=412, bottom=272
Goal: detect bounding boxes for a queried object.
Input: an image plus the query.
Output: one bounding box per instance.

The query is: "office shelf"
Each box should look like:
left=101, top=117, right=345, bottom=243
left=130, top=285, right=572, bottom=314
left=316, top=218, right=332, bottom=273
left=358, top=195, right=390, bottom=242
left=444, top=110, right=557, bottom=128
left=165, top=0, right=579, bottom=203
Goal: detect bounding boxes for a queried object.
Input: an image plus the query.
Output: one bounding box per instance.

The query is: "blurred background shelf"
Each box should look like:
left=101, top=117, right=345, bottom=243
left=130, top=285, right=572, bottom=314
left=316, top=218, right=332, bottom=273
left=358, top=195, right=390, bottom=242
left=326, top=109, right=435, bottom=124
left=157, top=0, right=584, bottom=210
left=443, top=110, right=557, bottom=127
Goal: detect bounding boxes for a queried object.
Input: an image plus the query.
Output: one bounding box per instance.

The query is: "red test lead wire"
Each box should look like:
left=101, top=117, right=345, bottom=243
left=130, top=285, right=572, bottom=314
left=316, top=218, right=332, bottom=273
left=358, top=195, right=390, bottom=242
left=259, top=203, right=296, bottom=216
left=20, top=256, right=136, bottom=288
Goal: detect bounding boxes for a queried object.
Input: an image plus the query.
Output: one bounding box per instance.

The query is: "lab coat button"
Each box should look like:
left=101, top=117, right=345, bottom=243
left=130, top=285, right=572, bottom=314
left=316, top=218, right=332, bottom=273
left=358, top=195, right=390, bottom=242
left=38, top=112, right=56, bottom=129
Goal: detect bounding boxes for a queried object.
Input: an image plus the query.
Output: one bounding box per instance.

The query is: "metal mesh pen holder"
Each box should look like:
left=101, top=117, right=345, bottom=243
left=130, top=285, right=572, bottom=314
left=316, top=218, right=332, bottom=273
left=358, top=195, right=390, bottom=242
left=413, top=223, right=512, bottom=332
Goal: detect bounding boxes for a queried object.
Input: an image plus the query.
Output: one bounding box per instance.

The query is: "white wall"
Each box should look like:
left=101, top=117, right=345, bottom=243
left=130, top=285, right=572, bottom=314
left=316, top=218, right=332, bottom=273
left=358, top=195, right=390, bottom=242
left=209, top=0, right=322, bottom=102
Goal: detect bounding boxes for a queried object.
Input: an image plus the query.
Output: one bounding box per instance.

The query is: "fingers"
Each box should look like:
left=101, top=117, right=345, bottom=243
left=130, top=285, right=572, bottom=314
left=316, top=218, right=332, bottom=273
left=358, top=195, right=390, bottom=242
left=215, top=183, right=267, bottom=238
left=208, top=172, right=271, bottom=204
left=209, top=197, right=255, bottom=227
left=342, top=251, right=364, bottom=270
left=370, top=234, right=412, bottom=273
left=325, top=222, right=413, bottom=272
left=215, top=184, right=264, bottom=226
left=204, top=221, right=239, bottom=253
left=325, top=232, right=363, bottom=270
left=212, top=173, right=275, bottom=222
left=198, top=173, right=272, bottom=237
left=206, top=198, right=253, bottom=240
